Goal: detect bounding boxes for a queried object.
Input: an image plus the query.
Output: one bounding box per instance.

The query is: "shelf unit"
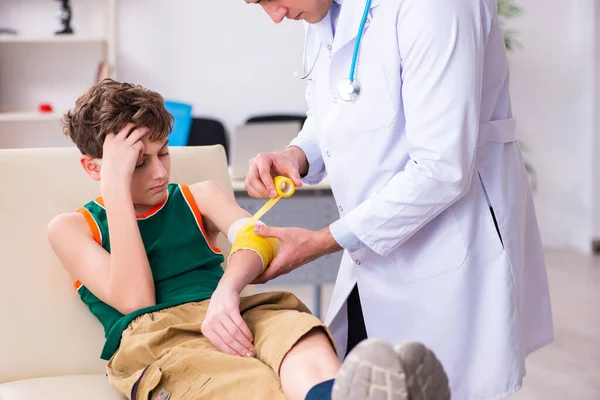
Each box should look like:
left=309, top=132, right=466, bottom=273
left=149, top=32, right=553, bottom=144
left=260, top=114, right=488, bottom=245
left=0, top=36, right=107, bottom=44
left=0, top=0, right=117, bottom=148
left=0, top=111, right=65, bottom=123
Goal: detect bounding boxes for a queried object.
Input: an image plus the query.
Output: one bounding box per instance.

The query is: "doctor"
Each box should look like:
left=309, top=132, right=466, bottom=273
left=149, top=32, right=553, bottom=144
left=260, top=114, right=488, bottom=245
left=243, top=0, right=553, bottom=399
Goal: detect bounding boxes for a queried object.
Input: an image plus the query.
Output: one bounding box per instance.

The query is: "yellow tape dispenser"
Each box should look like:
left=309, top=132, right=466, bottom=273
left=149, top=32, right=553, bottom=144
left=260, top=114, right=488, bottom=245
left=241, top=175, right=296, bottom=231
left=229, top=176, right=296, bottom=272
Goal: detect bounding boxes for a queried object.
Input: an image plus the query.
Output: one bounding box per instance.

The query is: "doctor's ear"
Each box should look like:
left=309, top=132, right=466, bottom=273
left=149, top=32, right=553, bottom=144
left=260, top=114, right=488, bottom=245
left=80, top=155, right=102, bottom=181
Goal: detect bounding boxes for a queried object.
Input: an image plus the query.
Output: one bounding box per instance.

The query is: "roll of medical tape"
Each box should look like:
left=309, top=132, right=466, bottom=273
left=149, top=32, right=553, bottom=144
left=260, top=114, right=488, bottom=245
left=241, top=176, right=296, bottom=231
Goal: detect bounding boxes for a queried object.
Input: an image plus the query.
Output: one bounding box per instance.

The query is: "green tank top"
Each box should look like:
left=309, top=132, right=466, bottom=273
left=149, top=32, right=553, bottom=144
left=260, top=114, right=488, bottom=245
left=75, top=183, right=225, bottom=360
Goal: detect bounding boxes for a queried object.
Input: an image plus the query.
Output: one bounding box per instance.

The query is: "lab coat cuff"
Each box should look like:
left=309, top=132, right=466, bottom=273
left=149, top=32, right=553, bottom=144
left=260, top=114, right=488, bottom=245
left=288, top=137, right=326, bottom=185
left=344, top=210, right=393, bottom=257
left=329, top=218, right=366, bottom=251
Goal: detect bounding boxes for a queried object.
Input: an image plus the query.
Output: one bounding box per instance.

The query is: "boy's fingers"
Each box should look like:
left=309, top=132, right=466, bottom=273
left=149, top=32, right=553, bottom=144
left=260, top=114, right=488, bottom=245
left=230, top=312, right=253, bottom=343
left=222, top=315, right=254, bottom=355
left=204, top=329, right=238, bottom=356
left=115, top=123, right=136, bottom=140
left=125, top=127, right=148, bottom=146
left=214, top=324, right=248, bottom=357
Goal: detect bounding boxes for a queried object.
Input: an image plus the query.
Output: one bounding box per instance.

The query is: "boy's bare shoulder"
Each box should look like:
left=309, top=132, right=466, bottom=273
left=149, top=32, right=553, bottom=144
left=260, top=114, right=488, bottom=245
left=47, top=212, right=91, bottom=242
left=187, top=180, right=231, bottom=200
left=186, top=181, right=235, bottom=237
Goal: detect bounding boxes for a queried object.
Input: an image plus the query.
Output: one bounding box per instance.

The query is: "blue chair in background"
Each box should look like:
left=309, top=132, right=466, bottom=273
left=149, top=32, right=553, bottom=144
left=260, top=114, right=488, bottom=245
left=164, top=101, right=193, bottom=146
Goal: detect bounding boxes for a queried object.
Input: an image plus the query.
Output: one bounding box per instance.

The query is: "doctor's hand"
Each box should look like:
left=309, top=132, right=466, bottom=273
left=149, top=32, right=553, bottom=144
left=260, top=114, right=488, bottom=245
left=250, top=225, right=342, bottom=284
left=245, top=147, right=307, bottom=198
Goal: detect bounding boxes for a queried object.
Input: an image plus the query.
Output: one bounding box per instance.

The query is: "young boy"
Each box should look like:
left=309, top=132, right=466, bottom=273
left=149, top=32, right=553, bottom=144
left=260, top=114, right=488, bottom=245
left=47, top=79, right=450, bottom=400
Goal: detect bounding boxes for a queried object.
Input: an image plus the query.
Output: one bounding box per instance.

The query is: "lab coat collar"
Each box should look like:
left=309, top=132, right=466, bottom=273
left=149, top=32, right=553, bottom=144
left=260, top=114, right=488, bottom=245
left=331, top=0, right=380, bottom=55
left=309, top=5, right=335, bottom=48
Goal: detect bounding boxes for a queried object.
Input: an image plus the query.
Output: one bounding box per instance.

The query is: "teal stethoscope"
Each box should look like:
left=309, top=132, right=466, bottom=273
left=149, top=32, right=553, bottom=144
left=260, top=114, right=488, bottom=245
left=295, top=0, right=372, bottom=102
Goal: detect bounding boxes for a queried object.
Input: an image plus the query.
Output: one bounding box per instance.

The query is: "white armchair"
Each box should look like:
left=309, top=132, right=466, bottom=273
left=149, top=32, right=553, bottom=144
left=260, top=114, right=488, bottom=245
left=0, top=145, right=237, bottom=399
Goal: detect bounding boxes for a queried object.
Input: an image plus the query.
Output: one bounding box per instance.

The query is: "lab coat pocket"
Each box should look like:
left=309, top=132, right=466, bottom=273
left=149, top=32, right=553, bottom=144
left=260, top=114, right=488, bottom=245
left=394, top=207, right=468, bottom=282
left=337, top=62, right=397, bottom=133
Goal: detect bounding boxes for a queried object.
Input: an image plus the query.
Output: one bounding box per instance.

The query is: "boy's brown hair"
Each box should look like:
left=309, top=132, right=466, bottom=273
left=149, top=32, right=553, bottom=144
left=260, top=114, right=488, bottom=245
left=62, top=79, right=173, bottom=158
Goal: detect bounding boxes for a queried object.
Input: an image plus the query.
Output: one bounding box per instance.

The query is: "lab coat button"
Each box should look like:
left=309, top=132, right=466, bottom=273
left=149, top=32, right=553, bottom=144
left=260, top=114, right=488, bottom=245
left=333, top=97, right=338, bottom=103
left=326, top=151, right=331, bottom=157
left=338, top=205, right=343, bottom=212
left=327, top=45, right=332, bottom=51
left=356, top=259, right=361, bottom=265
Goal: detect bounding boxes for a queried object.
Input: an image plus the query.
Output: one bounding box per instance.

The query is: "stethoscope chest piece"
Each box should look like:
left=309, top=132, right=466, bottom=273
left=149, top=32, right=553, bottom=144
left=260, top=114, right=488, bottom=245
left=338, top=78, right=361, bottom=102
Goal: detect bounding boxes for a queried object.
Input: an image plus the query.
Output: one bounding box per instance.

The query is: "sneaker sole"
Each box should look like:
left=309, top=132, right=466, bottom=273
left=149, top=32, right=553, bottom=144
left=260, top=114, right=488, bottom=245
left=332, top=338, right=409, bottom=400
left=394, top=342, right=451, bottom=400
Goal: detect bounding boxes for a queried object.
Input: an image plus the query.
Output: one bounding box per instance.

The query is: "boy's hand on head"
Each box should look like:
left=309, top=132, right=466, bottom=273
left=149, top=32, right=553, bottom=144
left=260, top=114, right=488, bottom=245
left=100, top=123, right=148, bottom=193
left=201, top=284, right=254, bottom=358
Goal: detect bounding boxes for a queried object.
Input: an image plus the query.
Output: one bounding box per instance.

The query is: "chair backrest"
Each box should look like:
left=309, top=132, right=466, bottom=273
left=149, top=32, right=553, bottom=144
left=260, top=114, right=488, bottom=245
left=187, top=118, right=229, bottom=162
left=0, top=145, right=233, bottom=384
left=245, top=114, right=307, bottom=126
left=230, top=121, right=302, bottom=180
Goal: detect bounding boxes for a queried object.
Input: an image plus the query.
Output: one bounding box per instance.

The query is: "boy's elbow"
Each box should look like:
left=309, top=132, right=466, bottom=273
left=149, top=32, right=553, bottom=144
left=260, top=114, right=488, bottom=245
left=114, top=297, right=155, bottom=315
left=109, top=287, right=155, bottom=315
left=118, top=301, right=154, bottom=315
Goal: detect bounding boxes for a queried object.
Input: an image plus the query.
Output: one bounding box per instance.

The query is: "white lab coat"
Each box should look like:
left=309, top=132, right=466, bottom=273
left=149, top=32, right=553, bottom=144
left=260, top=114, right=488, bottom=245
left=289, top=0, right=554, bottom=399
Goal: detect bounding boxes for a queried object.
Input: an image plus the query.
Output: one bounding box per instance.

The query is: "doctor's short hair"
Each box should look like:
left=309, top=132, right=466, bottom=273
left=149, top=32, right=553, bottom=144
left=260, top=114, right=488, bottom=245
left=61, top=78, right=173, bottom=158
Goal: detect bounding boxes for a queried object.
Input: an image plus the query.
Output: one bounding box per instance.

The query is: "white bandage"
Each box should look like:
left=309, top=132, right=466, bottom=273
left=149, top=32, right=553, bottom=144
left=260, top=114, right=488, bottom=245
left=227, top=217, right=265, bottom=244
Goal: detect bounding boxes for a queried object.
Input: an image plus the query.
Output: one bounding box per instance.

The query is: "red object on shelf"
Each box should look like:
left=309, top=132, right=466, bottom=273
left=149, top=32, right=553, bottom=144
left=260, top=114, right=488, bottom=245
left=38, top=103, right=54, bottom=113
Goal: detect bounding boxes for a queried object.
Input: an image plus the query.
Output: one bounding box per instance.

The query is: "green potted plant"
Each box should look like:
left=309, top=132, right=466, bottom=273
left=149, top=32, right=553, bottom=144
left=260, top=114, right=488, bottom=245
left=497, top=0, right=537, bottom=190
left=498, top=0, right=522, bottom=51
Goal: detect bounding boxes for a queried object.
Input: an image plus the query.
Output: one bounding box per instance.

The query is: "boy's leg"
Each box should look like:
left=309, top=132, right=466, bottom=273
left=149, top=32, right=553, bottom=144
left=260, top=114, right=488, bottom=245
left=241, top=292, right=451, bottom=400
left=239, top=292, right=341, bottom=400
left=279, top=327, right=341, bottom=400
left=281, top=336, right=451, bottom=400
left=107, top=301, right=289, bottom=400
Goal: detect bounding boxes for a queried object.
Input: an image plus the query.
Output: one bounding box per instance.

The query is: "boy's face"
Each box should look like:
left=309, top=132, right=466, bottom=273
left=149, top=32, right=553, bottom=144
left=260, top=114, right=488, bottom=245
left=246, top=0, right=332, bottom=24
left=130, top=136, right=171, bottom=208
left=81, top=131, right=171, bottom=209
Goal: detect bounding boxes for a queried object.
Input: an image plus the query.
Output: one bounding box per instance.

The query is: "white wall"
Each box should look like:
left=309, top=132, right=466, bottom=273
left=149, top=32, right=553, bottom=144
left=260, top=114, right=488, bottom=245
left=506, top=0, right=595, bottom=253
left=0, top=0, right=109, bottom=112
left=117, top=0, right=600, bottom=252
left=0, top=0, right=110, bottom=148
left=116, top=0, right=308, bottom=138
left=3, top=0, right=599, bottom=252
left=594, top=2, right=600, bottom=242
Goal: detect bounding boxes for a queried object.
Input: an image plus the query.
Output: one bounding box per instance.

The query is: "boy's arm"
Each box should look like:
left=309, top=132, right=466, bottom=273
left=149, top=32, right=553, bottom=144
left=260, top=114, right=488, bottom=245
left=47, top=125, right=156, bottom=315
left=47, top=207, right=155, bottom=315
left=189, top=180, right=266, bottom=290
left=189, top=181, right=273, bottom=358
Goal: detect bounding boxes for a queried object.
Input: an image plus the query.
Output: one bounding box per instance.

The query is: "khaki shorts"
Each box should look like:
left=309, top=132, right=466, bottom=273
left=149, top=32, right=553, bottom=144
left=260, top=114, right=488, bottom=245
left=106, top=291, right=336, bottom=400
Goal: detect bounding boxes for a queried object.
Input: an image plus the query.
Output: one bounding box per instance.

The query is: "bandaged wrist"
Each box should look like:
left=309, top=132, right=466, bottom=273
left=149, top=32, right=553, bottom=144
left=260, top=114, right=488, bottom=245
left=227, top=218, right=279, bottom=273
